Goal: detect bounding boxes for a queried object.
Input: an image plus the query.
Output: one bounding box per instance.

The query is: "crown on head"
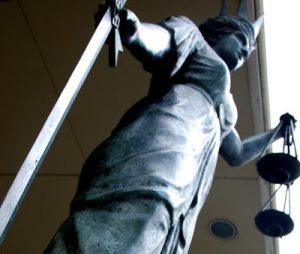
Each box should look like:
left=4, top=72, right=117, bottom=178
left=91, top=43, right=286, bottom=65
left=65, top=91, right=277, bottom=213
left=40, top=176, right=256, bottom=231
left=219, top=0, right=263, bottom=40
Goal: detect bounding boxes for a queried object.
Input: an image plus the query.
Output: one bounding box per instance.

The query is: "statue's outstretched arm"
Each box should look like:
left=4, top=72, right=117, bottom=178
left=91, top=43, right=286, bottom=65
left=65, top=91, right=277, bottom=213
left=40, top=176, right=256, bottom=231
left=220, top=114, right=295, bottom=166
left=219, top=128, right=281, bottom=166
left=119, top=9, right=172, bottom=68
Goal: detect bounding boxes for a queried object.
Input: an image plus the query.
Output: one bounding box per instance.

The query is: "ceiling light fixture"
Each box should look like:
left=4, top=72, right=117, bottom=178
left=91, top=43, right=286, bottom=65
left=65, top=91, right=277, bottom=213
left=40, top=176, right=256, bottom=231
left=208, top=219, right=238, bottom=240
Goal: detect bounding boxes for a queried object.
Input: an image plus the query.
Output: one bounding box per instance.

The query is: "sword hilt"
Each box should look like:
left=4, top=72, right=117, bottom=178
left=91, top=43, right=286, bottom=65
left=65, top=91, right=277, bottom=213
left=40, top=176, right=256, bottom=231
left=107, top=0, right=124, bottom=67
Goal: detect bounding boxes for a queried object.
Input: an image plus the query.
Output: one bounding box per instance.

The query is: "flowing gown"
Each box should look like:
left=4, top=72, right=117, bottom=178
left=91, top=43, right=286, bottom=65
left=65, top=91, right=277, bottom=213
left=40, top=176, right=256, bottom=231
left=45, top=15, right=238, bottom=254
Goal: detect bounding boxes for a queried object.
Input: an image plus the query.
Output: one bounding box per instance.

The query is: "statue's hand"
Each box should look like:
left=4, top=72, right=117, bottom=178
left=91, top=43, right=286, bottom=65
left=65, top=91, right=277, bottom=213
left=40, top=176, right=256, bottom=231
left=280, top=113, right=296, bottom=127
left=94, top=5, right=140, bottom=45
left=277, top=113, right=297, bottom=138
left=119, top=9, right=140, bottom=44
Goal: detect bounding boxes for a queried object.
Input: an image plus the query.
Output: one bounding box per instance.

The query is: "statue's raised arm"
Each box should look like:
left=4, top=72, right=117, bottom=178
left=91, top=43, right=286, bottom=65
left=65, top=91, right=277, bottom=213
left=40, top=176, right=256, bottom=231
left=119, top=9, right=172, bottom=64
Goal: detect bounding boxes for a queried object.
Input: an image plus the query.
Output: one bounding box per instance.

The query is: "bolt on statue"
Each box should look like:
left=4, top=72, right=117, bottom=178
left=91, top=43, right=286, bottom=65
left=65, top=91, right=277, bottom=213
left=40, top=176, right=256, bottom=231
left=45, top=0, right=295, bottom=253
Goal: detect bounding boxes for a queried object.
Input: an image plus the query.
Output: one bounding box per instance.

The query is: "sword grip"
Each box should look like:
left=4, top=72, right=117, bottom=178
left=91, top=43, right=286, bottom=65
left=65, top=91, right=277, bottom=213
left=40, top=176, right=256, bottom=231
left=109, top=26, right=123, bottom=67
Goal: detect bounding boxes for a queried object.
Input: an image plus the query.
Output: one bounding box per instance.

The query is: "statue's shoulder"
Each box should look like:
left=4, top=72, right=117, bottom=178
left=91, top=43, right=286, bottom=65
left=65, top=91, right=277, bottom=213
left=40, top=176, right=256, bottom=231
left=159, top=15, right=199, bottom=32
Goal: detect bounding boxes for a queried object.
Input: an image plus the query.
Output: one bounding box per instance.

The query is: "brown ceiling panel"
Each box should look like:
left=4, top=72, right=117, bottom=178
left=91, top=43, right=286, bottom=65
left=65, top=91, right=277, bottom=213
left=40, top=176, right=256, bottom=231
left=0, top=1, right=84, bottom=175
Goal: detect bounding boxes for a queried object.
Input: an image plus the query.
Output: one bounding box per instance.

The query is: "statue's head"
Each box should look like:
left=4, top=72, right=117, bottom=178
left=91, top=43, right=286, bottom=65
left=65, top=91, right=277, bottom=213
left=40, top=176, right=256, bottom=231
left=199, top=0, right=263, bottom=71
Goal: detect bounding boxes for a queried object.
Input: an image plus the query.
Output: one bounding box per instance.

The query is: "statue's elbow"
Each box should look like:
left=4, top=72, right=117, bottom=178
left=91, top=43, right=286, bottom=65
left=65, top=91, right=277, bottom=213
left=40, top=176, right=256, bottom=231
left=226, top=156, right=244, bottom=167
left=220, top=147, right=246, bottom=167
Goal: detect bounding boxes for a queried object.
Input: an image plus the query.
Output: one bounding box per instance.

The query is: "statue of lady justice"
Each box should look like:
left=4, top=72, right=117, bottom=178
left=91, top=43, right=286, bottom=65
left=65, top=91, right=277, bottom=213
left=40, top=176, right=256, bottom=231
left=45, top=0, right=294, bottom=253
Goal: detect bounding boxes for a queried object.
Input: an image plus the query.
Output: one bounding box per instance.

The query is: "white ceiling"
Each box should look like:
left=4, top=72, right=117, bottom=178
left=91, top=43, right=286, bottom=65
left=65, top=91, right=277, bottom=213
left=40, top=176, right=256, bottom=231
left=0, top=0, right=276, bottom=253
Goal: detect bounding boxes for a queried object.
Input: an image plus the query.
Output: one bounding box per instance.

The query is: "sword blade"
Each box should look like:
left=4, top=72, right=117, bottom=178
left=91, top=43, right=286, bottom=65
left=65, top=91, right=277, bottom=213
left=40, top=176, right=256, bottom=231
left=0, top=6, right=113, bottom=243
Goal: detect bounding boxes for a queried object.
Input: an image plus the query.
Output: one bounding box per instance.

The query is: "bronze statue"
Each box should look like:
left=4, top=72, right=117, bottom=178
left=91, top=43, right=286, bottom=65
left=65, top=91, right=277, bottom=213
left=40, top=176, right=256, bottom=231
left=45, top=0, right=293, bottom=253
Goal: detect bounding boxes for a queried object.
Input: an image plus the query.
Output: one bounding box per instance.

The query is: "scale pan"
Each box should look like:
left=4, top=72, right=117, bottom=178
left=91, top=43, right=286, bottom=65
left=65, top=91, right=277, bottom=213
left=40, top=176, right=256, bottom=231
left=257, top=153, right=300, bottom=184
left=255, top=209, right=294, bottom=237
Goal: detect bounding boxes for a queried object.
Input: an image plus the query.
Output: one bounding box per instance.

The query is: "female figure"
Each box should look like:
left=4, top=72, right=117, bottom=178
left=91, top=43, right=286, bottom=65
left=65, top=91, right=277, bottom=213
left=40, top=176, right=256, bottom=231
left=45, top=0, right=292, bottom=253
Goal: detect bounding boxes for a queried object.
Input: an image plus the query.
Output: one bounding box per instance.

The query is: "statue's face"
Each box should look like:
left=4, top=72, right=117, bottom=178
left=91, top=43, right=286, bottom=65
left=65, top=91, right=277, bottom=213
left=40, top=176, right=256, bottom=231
left=213, top=29, right=252, bottom=71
